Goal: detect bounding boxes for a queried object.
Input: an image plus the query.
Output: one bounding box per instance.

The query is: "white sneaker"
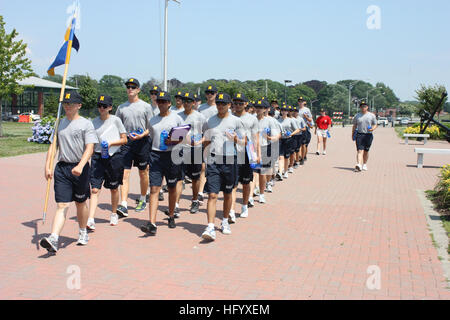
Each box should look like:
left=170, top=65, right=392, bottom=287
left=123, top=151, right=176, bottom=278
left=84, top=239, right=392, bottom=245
left=362, top=164, right=368, bottom=171
left=259, top=194, right=266, bottom=204
left=253, top=187, right=260, bottom=196
left=87, top=218, right=95, bottom=231
left=77, top=231, right=89, bottom=246
left=241, top=207, right=249, bottom=218
left=221, top=222, right=232, bottom=235
left=265, top=183, right=273, bottom=193
left=283, top=172, right=289, bottom=179
left=110, top=213, right=119, bottom=226
left=355, top=164, right=362, bottom=172
left=288, top=167, right=294, bottom=174
left=202, top=226, right=216, bottom=241
left=228, top=210, right=236, bottom=224
left=248, top=197, right=255, bottom=207
left=323, top=151, right=327, bottom=155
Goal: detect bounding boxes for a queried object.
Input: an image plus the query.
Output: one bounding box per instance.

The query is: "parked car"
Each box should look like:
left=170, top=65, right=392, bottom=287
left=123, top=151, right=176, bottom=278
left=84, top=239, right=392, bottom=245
left=400, top=118, right=410, bottom=125
left=20, top=113, right=41, bottom=121
left=5, top=114, right=19, bottom=122
left=377, top=117, right=389, bottom=126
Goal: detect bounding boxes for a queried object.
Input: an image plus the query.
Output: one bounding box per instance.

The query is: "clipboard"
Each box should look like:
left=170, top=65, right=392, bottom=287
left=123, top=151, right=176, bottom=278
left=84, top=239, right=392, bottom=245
left=169, top=124, right=191, bottom=141
left=100, top=125, right=121, bottom=156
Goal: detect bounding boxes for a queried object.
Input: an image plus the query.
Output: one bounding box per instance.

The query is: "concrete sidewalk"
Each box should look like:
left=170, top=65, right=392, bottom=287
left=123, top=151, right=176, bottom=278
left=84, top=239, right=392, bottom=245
left=0, top=127, right=449, bottom=300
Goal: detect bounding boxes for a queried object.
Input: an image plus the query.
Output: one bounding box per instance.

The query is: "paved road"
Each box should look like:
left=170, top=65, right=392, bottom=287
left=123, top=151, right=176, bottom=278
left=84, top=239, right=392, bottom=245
left=0, top=127, right=449, bottom=300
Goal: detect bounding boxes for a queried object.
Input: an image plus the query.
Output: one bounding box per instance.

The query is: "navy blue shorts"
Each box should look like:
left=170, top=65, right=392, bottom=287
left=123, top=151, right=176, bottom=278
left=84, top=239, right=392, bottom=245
left=236, top=152, right=253, bottom=185
left=90, top=153, right=124, bottom=190
left=294, top=135, right=302, bottom=153
left=279, top=138, right=292, bottom=159
left=54, top=162, right=90, bottom=203
left=206, top=159, right=237, bottom=195
left=356, top=133, right=374, bottom=151
left=304, top=130, right=312, bottom=146
left=182, top=147, right=203, bottom=181
left=149, top=151, right=182, bottom=188
left=121, top=138, right=150, bottom=171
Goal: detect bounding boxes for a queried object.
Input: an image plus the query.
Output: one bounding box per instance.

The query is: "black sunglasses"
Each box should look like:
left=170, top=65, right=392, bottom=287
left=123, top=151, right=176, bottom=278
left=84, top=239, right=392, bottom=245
left=127, top=85, right=138, bottom=90
left=98, top=104, right=110, bottom=109
left=233, top=101, right=245, bottom=106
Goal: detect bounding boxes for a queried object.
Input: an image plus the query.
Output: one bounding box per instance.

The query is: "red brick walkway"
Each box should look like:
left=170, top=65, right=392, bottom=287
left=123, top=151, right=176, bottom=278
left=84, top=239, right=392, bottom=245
left=0, top=127, right=449, bottom=300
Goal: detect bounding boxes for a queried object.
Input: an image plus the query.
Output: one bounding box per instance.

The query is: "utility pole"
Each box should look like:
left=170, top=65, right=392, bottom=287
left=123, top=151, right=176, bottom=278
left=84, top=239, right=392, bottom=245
left=163, top=0, right=181, bottom=91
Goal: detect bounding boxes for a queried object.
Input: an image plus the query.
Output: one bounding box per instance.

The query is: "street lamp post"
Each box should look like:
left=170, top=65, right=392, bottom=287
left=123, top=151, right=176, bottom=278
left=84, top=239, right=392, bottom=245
left=310, top=99, right=318, bottom=118
left=284, top=80, right=292, bottom=103
left=163, top=0, right=181, bottom=91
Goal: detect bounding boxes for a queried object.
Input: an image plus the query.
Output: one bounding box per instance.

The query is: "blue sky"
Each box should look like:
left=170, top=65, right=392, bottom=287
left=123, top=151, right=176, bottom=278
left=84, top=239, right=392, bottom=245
left=1, top=0, right=450, bottom=101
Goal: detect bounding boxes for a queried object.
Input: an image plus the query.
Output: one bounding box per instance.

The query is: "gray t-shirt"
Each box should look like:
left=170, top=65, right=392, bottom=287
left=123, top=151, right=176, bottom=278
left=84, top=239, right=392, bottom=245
left=278, top=117, right=299, bottom=139
left=115, top=99, right=154, bottom=133
left=54, top=117, right=98, bottom=163
left=258, top=116, right=281, bottom=147
left=298, top=107, right=313, bottom=131
left=151, top=103, right=160, bottom=116
left=234, top=112, right=259, bottom=154
left=149, top=111, right=184, bottom=152
left=198, top=103, right=218, bottom=120
left=202, top=114, right=245, bottom=158
left=353, top=112, right=377, bottom=133
left=294, top=116, right=306, bottom=135
left=178, top=110, right=207, bottom=149
left=91, top=115, right=127, bottom=154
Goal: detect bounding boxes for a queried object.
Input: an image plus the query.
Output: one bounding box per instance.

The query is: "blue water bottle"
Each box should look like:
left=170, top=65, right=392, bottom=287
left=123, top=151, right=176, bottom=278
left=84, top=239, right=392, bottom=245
left=265, top=128, right=271, bottom=136
left=368, top=125, right=372, bottom=133
left=286, top=130, right=291, bottom=138
left=101, top=141, right=109, bottom=159
left=160, top=130, right=169, bottom=151
left=353, top=128, right=358, bottom=141
left=327, top=130, right=331, bottom=139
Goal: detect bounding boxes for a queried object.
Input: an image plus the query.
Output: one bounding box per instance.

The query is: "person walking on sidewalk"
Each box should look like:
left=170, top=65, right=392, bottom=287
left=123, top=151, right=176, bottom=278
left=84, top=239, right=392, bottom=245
left=88, top=95, right=127, bottom=230
left=315, top=108, right=332, bottom=156
left=40, top=92, right=98, bottom=254
left=352, top=100, right=378, bottom=172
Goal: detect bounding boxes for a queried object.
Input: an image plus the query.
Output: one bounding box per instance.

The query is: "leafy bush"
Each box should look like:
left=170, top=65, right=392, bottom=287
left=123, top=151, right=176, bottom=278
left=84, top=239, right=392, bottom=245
left=429, top=165, right=450, bottom=210
left=404, top=125, right=446, bottom=140
left=27, top=116, right=56, bottom=144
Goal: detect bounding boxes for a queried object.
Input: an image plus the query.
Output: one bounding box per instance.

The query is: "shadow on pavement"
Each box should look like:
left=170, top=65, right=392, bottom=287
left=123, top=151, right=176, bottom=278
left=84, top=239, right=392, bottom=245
left=177, top=221, right=207, bottom=237
left=22, top=219, right=41, bottom=251
left=333, top=167, right=356, bottom=172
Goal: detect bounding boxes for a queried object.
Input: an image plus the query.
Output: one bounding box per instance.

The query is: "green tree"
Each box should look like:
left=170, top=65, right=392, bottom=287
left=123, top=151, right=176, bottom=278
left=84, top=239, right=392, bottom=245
left=0, top=15, right=33, bottom=136
left=43, top=94, right=59, bottom=117
left=78, top=75, right=98, bottom=117
left=397, top=103, right=416, bottom=116
left=415, top=84, right=448, bottom=115
left=43, top=74, right=63, bottom=84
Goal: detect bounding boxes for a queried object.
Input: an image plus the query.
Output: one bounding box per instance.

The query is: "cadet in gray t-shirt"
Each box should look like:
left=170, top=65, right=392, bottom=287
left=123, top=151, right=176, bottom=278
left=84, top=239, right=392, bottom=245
left=41, top=92, right=97, bottom=254
left=352, top=101, right=378, bottom=172
left=91, top=115, right=127, bottom=154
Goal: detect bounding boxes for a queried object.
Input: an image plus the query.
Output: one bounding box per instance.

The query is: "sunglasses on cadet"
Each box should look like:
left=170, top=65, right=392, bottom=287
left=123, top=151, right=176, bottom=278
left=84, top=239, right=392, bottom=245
left=233, top=102, right=245, bottom=106
left=98, top=104, right=110, bottom=109
left=127, top=85, right=138, bottom=90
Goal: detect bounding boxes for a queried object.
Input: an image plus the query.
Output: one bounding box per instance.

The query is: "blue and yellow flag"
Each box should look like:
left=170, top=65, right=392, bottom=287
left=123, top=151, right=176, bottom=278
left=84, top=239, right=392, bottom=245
left=47, top=9, right=80, bottom=76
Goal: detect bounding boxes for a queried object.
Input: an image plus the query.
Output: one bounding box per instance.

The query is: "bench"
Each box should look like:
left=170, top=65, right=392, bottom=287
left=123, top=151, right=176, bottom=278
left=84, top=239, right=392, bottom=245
left=414, top=148, right=450, bottom=168
left=404, top=134, right=430, bottom=145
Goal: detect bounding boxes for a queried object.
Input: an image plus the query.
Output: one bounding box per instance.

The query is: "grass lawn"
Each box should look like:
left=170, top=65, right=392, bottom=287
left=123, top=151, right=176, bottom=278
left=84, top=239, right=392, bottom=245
left=0, top=122, right=49, bottom=158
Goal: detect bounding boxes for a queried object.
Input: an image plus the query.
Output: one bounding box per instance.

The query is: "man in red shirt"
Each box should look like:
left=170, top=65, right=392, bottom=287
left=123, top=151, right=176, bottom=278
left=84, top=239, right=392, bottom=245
left=315, top=109, right=332, bottom=155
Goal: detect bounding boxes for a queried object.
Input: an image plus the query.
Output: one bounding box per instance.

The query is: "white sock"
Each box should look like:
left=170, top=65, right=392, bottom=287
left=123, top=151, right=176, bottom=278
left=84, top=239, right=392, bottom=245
left=79, top=228, right=87, bottom=234
left=242, top=205, right=248, bottom=211
left=229, top=210, right=235, bottom=215
left=146, top=189, right=150, bottom=196
left=88, top=218, right=94, bottom=223
left=121, top=201, right=127, bottom=208
left=222, top=218, right=229, bottom=225
left=176, top=203, right=179, bottom=208
left=199, top=192, right=204, bottom=197
left=208, top=223, right=215, bottom=229
left=193, top=199, right=199, bottom=203
left=140, top=195, right=146, bottom=202
left=249, top=197, right=253, bottom=202
left=50, top=233, right=59, bottom=241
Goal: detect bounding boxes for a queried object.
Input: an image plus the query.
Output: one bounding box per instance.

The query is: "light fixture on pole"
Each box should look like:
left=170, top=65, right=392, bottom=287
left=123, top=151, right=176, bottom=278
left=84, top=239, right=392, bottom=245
left=284, top=80, right=292, bottom=103
left=163, top=0, right=181, bottom=92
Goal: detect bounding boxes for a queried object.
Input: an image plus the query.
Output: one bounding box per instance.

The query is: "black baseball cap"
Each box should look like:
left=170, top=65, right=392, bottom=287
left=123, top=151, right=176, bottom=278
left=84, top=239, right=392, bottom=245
left=62, top=91, right=83, bottom=104
left=232, top=93, right=248, bottom=102
left=182, top=92, right=195, bottom=102
left=360, top=100, right=369, bottom=107
left=156, top=91, right=171, bottom=102
left=125, top=78, right=140, bottom=88
left=298, top=96, right=306, bottom=102
left=175, top=91, right=183, bottom=99
left=216, top=93, right=231, bottom=104
left=205, top=85, right=218, bottom=94
left=97, top=94, right=113, bottom=106
left=320, top=108, right=326, bottom=112
left=150, top=85, right=161, bottom=94
left=271, top=99, right=278, bottom=104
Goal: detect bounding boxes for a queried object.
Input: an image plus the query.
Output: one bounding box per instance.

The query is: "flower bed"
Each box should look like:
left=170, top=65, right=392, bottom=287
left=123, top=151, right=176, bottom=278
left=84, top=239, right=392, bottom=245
left=27, top=116, right=56, bottom=144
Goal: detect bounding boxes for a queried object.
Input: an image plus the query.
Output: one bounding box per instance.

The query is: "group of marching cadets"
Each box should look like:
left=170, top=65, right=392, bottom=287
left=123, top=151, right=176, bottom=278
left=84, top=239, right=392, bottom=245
left=39, top=78, right=320, bottom=254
